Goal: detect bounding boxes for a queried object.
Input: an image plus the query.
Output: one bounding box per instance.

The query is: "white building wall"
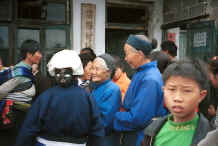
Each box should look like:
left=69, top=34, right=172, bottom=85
left=148, top=0, right=163, bottom=51
left=71, top=0, right=105, bottom=55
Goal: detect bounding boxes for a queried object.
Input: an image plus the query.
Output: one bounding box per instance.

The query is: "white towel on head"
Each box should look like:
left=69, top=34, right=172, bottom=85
left=47, top=50, right=84, bottom=77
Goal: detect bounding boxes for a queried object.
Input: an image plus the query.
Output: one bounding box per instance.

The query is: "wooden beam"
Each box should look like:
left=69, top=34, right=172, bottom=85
left=107, top=0, right=153, bottom=7
left=107, top=0, right=155, bottom=3
left=106, top=23, right=147, bottom=31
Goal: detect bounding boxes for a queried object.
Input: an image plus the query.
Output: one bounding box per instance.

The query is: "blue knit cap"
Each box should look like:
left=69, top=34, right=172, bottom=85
left=126, top=34, right=152, bottom=55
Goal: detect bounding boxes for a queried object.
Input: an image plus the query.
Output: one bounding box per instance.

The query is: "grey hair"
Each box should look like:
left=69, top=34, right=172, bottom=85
left=95, top=57, right=110, bottom=71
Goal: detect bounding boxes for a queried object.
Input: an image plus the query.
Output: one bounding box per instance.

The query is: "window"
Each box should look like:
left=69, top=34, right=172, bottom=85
left=45, top=27, right=66, bottom=49
left=0, top=26, right=9, bottom=49
left=0, top=0, right=12, bottom=21
left=17, top=0, right=69, bottom=24
left=0, top=26, right=9, bottom=66
left=47, top=3, right=66, bottom=22
left=17, top=0, right=42, bottom=20
left=17, top=28, right=40, bottom=48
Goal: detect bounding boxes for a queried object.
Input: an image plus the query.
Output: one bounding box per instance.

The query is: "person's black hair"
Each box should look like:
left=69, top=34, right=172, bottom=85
left=112, top=55, right=125, bottom=71
left=150, top=51, right=172, bottom=73
left=208, top=100, right=217, bottom=110
left=80, top=47, right=96, bottom=58
left=163, top=58, right=209, bottom=90
left=20, top=40, right=40, bottom=60
left=208, top=56, right=218, bottom=75
left=79, top=53, right=96, bottom=68
left=161, top=40, right=177, bottom=57
left=151, top=38, right=158, bottom=49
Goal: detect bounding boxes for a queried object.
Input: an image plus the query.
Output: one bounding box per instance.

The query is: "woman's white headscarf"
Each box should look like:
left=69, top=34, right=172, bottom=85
left=47, top=50, right=84, bottom=76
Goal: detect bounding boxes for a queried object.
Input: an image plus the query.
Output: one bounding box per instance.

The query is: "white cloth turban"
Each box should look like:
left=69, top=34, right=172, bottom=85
left=47, top=50, right=84, bottom=76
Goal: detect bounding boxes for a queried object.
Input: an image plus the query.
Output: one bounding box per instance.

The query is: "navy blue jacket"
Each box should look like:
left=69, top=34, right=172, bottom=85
left=113, top=61, right=167, bottom=145
left=114, top=61, right=166, bottom=131
left=15, top=85, right=104, bottom=146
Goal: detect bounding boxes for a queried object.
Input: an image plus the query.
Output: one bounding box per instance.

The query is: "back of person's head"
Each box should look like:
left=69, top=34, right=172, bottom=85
left=79, top=52, right=96, bottom=68
left=150, top=51, right=172, bottom=73
left=151, top=38, right=158, bottom=49
left=161, top=40, right=177, bottom=57
left=20, top=40, right=40, bottom=60
left=208, top=56, right=218, bottom=75
left=47, top=50, right=84, bottom=87
left=80, top=47, right=96, bottom=57
left=163, top=58, right=209, bottom=90
left=113, top=55, right=125, bottom=71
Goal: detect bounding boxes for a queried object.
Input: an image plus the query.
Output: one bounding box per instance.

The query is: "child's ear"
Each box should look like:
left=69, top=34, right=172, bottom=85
left=199, top=90, right=207, bottom=103
left=26, top=52, right=32, bottom=58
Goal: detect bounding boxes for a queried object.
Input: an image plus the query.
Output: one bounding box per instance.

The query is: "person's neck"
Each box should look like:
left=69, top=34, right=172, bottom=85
left=172, top=112, right=197, bottom=123
left=23, top=59, right=32, bottom=66
left=139, top=58, right=151, bottom=67
left=169, top=55, right=174, bottom=61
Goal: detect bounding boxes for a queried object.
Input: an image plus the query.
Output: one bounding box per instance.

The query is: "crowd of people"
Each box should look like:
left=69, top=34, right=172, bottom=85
left=0, top=34, right=218, bottom=146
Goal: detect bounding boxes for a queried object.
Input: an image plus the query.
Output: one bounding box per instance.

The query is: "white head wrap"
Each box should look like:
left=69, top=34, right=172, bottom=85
left=47, top=49, right=84, bottom=76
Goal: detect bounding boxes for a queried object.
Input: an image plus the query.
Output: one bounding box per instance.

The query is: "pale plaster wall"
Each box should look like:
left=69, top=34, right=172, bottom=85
left=71, top=0, right=105, bottom=55
left=148, top=0, right=163, bottom=51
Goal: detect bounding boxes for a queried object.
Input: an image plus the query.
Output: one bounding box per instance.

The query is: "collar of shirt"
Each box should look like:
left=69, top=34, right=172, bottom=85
left=92, top=79, right=111, bottom=89
left=15, top=61, right=32, bottom=70
left=136, top=60, right=157, bottom=72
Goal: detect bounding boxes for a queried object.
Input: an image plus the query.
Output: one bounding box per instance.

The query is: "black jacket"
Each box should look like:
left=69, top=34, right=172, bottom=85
left=141, top=113, right=213, bottom=146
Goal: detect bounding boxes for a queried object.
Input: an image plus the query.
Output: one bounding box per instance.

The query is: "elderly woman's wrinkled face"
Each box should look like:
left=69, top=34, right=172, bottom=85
left=92, top=58, right=110, bottom=83
left=124, top=44, right=141, bottom=69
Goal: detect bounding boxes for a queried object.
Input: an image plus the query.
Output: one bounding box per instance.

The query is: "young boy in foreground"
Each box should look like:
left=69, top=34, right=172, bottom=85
left=141, top=59, right=213, bottom=146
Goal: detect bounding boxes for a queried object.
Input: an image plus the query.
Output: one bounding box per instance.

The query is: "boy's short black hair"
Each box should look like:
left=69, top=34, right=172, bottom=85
left=163, top=58, right=209, bottom=90
left=208, top=56, right=218, bottom=75
left=151, top=38, right=158, bottom=49
left=150, top=51, right=172, bottom=73
left=161, top=40, right=177, bottom=57
left=20, top=40, right=40, bottom=60
left=79, top=52, right=96, bottom=68
left=80, top=47, right=96, bottom=58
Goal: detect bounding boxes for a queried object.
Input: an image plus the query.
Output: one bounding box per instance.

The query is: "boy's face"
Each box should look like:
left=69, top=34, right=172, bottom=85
left=163, top=76, right=207, bottom=122
left=27, top=51, right=42, bottom=65
left=83, top=61, right=93, bottom=80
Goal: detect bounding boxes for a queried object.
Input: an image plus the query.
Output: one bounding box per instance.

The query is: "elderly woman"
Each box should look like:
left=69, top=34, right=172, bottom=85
left=15, top=50, right=104, bottom=146
left=91, top=54, right=122, bottom=146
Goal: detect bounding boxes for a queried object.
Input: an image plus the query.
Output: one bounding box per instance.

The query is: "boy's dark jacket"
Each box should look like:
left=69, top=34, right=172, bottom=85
left=141, top=113, right=213, bottom=146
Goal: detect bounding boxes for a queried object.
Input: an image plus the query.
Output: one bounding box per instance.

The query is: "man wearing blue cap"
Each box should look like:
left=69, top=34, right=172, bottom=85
left=113, top=34, right=167, bottom=146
